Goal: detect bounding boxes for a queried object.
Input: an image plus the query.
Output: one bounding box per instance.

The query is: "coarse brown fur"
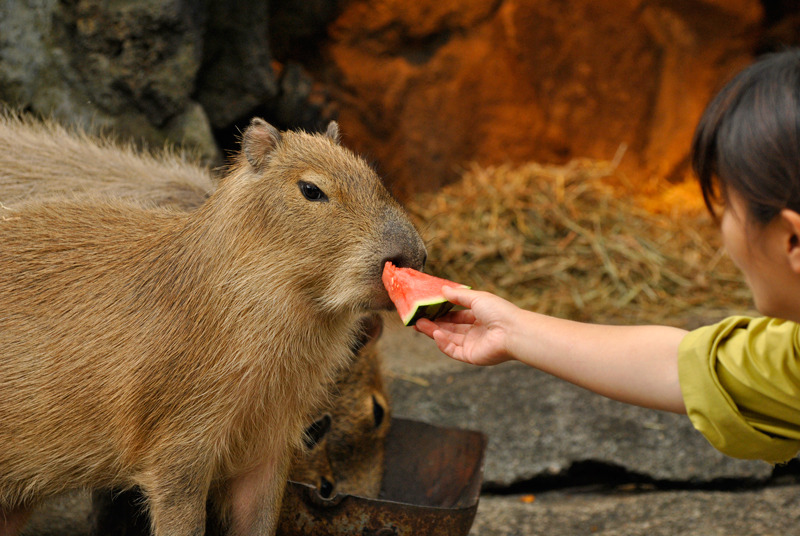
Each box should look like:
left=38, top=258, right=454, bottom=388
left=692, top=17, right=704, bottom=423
left=322, top=313, right=391, bottom=498
left=0, top=118, right=426, bottom=536
left=0, top=111, right=216, bottom=210
left=287, top=314, right=390, bottom=498
left=91, top=315, right=390, bottom=536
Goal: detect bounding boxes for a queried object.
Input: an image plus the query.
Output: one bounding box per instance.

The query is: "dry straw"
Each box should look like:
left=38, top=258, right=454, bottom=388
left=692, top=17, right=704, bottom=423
left=407, top=159, right=752, bottom=326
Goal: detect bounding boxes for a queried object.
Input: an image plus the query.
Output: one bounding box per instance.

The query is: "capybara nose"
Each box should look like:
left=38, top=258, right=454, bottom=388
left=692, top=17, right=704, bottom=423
left=380, top=219, right=427, bottom=272
left=381, top=250, right=426, bottom=272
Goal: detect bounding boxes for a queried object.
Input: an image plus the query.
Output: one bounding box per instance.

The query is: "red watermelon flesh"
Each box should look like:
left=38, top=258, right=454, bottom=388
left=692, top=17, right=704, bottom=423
left=382, top=262, right=469, bottom=326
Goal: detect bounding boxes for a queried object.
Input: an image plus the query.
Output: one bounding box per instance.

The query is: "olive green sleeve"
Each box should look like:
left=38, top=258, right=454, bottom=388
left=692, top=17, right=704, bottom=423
left=678, top=316, right=800, bottom=464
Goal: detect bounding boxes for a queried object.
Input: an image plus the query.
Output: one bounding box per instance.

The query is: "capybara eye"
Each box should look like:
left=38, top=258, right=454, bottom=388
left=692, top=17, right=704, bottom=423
left=302, top=414, right=332, bottom=449
left=298, top=181, right=328, bottom=202
left=319, top=476, right=335, bottom=498
left=372, top=395, right=385, bottom=429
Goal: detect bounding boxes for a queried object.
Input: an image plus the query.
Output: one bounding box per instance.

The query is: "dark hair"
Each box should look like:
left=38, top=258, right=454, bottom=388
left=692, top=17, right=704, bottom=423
left=692, top=49, right=800, bottom=224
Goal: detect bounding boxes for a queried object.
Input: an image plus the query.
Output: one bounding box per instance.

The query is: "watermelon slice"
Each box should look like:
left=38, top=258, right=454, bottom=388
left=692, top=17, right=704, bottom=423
left=382, top=262, right=469, bottom=326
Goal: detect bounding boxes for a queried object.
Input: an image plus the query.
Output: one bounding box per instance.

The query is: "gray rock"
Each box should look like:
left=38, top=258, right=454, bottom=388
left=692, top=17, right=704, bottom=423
left=0, top=0, right=217, bottom=160
left=195, top=0, right=279, bottom=129
left=0, top=0, right=58, bottom=108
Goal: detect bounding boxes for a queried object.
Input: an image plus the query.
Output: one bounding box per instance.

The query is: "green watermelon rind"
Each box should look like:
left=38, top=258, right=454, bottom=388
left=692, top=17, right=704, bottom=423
left=402, top=298, right=457, bottom=326
left=382, top=261, right=469, bottom=326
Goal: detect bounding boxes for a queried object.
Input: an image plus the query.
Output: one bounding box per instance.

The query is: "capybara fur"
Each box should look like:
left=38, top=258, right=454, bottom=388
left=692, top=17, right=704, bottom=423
left=286, top=314, right=390, bottom=498
left=0, top=111, right=215, bottom=210
left=0, top=117, right=426, bottom=536
left=322, top=313, right=391, bottom=498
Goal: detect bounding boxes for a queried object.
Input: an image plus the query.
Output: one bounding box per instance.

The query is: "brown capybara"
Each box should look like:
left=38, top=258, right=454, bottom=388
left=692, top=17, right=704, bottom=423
left=322, top=313, right=391, bottom=498
left=0, top=112, right=392, bottom=500
left=0, top=117, right=426, bottom=536
left=0, top=111, right=216, bottom=210
left=286, top=314, right=390, bottom=499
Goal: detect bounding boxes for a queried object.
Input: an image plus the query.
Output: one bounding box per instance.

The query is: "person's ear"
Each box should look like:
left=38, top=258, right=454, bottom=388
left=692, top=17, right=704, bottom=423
left=779, top=209, right=800, bottom=274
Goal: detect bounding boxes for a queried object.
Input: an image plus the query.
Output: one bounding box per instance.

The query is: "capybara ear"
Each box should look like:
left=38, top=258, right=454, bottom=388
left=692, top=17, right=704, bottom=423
left=243, top=118, right=281, bottom=170
left=325, top=121, right=340, bottom=144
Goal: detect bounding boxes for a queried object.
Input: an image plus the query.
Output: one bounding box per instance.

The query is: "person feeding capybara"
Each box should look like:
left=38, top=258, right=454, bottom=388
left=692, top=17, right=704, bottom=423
left=0, top=117, right=426, bottom=536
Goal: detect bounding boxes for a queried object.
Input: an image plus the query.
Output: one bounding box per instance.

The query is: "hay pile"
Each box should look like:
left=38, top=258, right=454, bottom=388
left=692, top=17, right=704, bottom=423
left=407, top=159, right=752, bottom=326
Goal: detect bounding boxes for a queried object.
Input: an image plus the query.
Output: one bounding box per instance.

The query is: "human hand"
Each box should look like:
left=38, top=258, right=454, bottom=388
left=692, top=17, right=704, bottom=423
left=414, top=287, right=519, bottom=366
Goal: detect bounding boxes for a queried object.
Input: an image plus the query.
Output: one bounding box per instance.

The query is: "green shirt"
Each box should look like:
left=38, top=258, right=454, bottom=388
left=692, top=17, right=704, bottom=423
left=678, top=316, right=800, bottom=464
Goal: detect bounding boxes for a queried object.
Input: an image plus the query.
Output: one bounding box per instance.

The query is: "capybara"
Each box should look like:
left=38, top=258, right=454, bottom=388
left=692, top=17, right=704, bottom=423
left=0, top=112, right=393, bottom=499
left=91, top=314, right=389, bottom=536
left=0, top=117, right=426, bottom=536
left=322, top=313, right=391, bottom=498
left=286, top=313, right=390, bottom=498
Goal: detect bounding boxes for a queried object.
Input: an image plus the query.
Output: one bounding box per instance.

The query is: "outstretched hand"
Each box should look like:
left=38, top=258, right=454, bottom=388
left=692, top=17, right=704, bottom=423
left=414, top=286, right=520, bottom=366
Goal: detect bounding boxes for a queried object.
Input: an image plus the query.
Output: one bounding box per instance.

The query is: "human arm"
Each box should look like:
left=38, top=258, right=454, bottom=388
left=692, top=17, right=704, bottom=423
left=414, top=286, right=688, bottom=414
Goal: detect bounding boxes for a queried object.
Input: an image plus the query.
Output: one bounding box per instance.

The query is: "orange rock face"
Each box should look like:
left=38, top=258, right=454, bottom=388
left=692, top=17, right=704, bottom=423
left=320, top=0, right=763, bottom=200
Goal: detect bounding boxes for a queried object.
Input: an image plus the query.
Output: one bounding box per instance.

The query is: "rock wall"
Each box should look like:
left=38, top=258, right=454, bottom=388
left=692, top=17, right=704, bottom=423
left=0, top=0, right=338, bottom=165
left=319, top=0, right=765, bottom=198
left=1, top=0, right=797, bottom=200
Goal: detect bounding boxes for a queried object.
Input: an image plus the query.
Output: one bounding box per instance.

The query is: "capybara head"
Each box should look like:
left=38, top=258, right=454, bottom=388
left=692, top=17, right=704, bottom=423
left=289, top=413, right=336, bottom=499
left=211, top=118, right=427, bottom=314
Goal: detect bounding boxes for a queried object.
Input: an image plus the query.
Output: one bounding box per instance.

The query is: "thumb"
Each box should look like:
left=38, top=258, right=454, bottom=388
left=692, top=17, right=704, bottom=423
left=442, top=285, right=480, bottom=308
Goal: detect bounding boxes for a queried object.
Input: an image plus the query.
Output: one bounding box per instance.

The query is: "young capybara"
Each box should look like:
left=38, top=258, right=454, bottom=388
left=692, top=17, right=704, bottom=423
left=0, top=117, right=426, bottom=536
left=321, top=313, right=391, bottom=498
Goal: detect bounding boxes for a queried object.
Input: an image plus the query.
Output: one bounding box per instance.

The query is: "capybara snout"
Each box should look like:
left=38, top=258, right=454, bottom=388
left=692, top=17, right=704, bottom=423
left=380, top=216, right=427, bottom=272
left=369, top=216, right=427, bottom=309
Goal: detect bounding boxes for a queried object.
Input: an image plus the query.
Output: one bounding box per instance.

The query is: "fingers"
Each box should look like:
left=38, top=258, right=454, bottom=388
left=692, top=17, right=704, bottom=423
left=415, top=318, right=468, bottom=360
left=433, top=329, right=465, bottom=361
left=414, top=318, right=437, bottom=337
left=415, top=316, right=473, bottom=338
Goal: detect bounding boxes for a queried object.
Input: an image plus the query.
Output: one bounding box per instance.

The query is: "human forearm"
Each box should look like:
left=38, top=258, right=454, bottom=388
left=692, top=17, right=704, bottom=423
left=507, top=309, right=688, bottom=413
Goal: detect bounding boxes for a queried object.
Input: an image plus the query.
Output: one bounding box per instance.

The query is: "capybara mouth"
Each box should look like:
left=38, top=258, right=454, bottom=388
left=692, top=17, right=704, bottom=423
left=370, top=290, right=395, bottom=311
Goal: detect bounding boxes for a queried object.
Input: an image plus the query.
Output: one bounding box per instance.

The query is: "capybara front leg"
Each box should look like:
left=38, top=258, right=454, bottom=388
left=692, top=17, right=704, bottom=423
left=145, top=478, right=210, bottom=536
left=228, top=456, right=290, bottom=536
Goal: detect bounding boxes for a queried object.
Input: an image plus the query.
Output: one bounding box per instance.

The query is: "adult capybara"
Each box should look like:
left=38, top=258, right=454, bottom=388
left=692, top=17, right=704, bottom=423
left=0, top=117, right=426, bottom=536
left=0, top=111, right=215, bottom=210
left=0, top=112, right=393, bottom=500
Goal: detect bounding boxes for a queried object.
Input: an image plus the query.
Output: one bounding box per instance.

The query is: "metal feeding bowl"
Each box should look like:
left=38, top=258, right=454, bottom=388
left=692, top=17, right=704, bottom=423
left=277, top=417, right=487, bottom=536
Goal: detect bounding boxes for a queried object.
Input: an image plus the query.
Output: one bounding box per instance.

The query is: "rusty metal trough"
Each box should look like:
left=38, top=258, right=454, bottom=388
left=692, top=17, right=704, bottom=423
left=277, top=417, right=487, bottom=536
